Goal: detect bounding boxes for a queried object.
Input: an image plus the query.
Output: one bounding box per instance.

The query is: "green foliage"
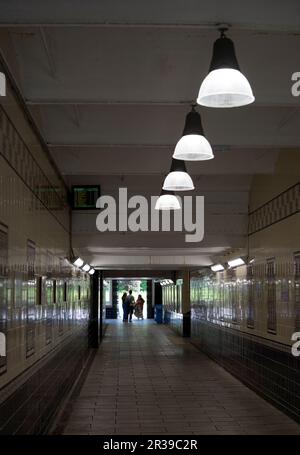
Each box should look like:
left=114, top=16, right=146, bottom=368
left=139, top=280, right=147, bottom=292
left=117, top=279, right=148, bottom=293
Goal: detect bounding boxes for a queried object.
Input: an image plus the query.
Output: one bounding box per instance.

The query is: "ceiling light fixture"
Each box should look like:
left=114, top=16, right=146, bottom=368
left=89, top=268, right=95, bottom=275
left=211, top=264, right=225, bottom=272
left=82, top=264, right=91, bottom=272
left=197, top=28, right=255, bottom=108
left=160, top=279, right=174, bottom=286
left=163, top=158, right=194, bottom=191
left=228, top=257, right=245, bottom=268
left=73, top=257, right=84, bottom=268
left=155, top=190, right=181, bottom=211
left=173, top=106, right=214, bottom=161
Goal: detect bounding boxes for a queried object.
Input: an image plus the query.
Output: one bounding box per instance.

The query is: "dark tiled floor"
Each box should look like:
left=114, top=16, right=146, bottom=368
left=61, top=320, right=300, bottom=435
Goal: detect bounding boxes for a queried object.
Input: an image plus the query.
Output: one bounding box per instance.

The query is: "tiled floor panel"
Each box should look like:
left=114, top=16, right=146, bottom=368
left=61, top=320, right=300, bottom=435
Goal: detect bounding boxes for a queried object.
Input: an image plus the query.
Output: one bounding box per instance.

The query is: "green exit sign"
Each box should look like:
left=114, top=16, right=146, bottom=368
left=71, top=185, right=100, bottom=210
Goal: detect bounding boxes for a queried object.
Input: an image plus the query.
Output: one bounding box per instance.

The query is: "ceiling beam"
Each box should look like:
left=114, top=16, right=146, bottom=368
left=39, top=27, right=56, bottom=78
left=27, top=100, right=193, bottom=106
left=47, top=143, right=175, bottom=148
left=45, top=143, right=297, bottom=150
left=26, top=100, right=299, bottom=108
left=1, top=0, right=300, bottom=34
left=102, top=270, right=175, bottom=278
left=0, top=22, right=299, bottom=35
left=72, top=104, right=81, bottom=128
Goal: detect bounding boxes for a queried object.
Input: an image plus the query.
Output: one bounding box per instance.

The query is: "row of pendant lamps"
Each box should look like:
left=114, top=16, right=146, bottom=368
left=155, top=29, right=255, bottom=211
left=73, top=257, right=95, bottom=275
left=211, top=256, right=254, bottom=272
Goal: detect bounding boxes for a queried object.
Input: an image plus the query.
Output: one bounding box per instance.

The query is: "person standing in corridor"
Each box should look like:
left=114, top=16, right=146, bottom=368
left=127, top=290, right=135, bottom=322
left=121, top=291, right=128, bottom=322
left=135, top=294, right=145, bottom=320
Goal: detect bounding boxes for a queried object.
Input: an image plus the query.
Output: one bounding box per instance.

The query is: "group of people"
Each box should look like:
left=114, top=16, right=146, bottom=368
left=121, top=290, right=145, bottom=322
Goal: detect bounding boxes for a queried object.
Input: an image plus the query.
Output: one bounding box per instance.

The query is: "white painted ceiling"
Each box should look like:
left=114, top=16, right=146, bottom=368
left=0, top=0, right=299, bottom=269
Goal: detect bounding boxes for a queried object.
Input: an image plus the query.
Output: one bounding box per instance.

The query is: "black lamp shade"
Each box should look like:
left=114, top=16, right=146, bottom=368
left=182, top=109, right=204, bottom=136
left=209, top=35, right=240, bottom=72
left=169, top=158, right=187, bottom=173
left=160, top=189, right=175, bottom=196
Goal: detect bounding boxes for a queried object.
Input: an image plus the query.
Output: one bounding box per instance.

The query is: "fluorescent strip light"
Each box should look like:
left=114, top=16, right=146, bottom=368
left=211, top=264, right=224, bottom=272
left=228, top=257, right=245, bottom=268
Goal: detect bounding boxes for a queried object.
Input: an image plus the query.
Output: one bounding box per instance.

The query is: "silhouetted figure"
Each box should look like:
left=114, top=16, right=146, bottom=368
left=121, top=292, right=128, bottom=322
left=126, top=290, right=135, bottom=322
left=135, top=294, right=145, bottom=320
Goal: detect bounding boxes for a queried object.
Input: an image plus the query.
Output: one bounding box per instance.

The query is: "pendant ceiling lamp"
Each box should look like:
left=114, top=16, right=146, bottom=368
left=155, top=190, right=181, bottom=211
left=73, top=257, right=84, bottom=268
left=197, top=28, right=254, bottom=108
left=163, top=158, right=194, bottom=191
left=173, top=106, right=214, bottom=161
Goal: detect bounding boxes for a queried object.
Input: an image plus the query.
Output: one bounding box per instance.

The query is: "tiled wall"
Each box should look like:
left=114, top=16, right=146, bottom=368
left=163, top=310, right=183, bottom=336
left=190, top=318, right=300, bottom=421
left=191, top=259, right=299, bottom=345
left=190, top=249, right=300, bottom=420
left=106, top=280, right=118, bottom=319
left=0, top=96, right=91, bottom=433
left=162, top=280, right=183, bottom=335
left=190, top=157, right=300, bottom=422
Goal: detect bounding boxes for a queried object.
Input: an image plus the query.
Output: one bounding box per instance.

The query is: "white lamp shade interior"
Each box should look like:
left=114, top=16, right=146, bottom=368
left=211, top=264, right=225, bottom=272
left=155, top=194, right=181, bottom=210
left=74, top=257, right=84, bottom=267
left=163, top=171, right=194, bottom=191
left=173, top=134, right=214, bottom=161
left=197, top=68, right=255, bottom=108
left=228, top=257, right=245, bottom=268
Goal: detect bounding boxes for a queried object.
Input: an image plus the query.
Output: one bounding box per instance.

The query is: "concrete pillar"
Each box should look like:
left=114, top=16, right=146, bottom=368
left=147, top=279, right=154, bottom=318
left=99, top=271, right=104, bottom=341
left=182, top=270, right=191, bottom=337
left=110, top=280, right=118, bottom=319
left=89, top=270, right=99, bottom=348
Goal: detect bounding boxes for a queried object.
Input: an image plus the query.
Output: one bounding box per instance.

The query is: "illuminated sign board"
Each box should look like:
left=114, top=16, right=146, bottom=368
left=72, top=185, right=100, bottom=210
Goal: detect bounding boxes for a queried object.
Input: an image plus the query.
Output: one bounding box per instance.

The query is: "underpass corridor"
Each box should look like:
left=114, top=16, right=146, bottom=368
left=57, top=320, right=300, bottom=435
